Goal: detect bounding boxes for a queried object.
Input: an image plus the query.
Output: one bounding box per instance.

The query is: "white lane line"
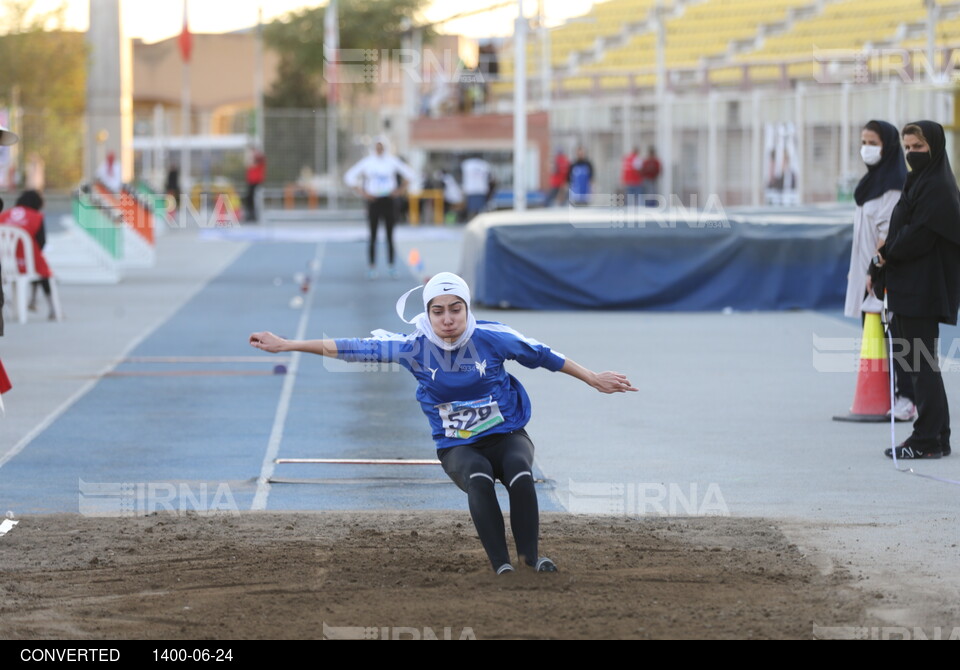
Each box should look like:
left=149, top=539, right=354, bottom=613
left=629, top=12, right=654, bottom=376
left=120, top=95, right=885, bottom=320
left=251, top=244, right=324, bottom=511
left=0, top=519, right=19, bottom=537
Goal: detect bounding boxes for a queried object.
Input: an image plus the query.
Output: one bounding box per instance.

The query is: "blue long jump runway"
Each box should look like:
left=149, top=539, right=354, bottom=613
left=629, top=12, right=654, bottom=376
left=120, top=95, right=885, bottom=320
left=0, top=239, right=560, bottom=515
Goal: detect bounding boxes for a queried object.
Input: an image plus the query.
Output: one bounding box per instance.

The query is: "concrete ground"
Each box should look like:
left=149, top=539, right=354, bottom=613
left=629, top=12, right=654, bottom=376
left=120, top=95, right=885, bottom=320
left=1, top=216, right=959, bottom=633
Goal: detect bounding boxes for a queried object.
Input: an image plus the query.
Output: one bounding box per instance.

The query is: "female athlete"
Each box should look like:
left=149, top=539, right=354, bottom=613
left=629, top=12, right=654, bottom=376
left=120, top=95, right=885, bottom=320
left=250, top=272, right=637, bottom=574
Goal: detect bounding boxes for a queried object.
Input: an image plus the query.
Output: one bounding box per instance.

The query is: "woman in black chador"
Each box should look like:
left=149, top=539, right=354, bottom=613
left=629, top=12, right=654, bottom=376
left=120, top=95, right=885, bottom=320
left=873, top=120, right=960, bottom=459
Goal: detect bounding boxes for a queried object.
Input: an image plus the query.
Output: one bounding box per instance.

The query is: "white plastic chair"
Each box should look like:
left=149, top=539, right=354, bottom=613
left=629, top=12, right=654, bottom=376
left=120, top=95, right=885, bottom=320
left=0, top=225, right=63, bottom=324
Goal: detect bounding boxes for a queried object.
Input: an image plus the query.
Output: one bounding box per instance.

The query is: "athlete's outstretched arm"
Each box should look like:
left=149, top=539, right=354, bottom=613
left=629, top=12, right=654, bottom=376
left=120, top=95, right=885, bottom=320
left=249, top=331, right=338, bottom=357
left=559, top=358, right=638, bottom=394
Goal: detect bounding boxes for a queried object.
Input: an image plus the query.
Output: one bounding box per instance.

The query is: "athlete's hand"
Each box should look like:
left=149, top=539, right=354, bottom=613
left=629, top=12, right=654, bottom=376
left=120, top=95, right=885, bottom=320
left=593, top=371, right=638, bottom=394
left=250, top=331, right=288, bottom=354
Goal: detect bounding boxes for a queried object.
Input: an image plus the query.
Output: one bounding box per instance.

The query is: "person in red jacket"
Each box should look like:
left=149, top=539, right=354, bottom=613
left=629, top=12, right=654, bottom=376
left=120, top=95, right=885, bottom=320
left=244, top=151, right=266, bottom=223
left=545, top=150, right=570, bottom=207
left=0, top=190, right=55, bottom=319
left=621, top=147, right=643, bottom=205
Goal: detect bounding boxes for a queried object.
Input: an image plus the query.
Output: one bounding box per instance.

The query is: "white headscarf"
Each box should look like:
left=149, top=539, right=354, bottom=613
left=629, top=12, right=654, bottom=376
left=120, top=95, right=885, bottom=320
left=392, top=272, right=477, bottom=351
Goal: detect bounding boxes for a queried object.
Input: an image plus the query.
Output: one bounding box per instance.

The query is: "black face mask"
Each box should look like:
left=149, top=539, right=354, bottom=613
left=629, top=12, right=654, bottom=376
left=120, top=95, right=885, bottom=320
left=906, top=151, right=932, bottom=172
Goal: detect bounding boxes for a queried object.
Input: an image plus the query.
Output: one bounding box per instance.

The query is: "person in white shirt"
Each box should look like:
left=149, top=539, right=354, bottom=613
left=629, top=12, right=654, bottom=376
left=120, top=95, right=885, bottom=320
left=344, top=139, right=418, bottom=279
left=461, top=154, right=492, bottom=220
left=438, top=170, right=464, bottom=222
left=96, top=151, right=123, bottom=193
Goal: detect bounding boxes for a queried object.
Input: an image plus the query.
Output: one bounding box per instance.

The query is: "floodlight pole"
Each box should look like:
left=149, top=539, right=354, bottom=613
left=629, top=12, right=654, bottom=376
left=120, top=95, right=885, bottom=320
left=514, top=0, right=527, bottom=212
left=655, top=0, right=671, bottom=207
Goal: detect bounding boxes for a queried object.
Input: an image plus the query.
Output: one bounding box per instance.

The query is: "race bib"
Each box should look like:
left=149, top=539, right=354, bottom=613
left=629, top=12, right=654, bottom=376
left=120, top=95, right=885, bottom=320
left=436, top=396, right=504, bottom=439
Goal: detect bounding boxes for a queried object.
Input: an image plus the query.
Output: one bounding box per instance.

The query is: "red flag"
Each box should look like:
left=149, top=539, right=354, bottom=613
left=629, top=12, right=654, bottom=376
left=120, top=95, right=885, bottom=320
left=178, top=0, right=193, bottom=63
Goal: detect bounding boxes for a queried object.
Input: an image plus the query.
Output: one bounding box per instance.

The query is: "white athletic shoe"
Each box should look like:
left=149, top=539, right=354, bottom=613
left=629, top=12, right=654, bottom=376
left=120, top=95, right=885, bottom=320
left=496, top=563, right=515, bottom=575
left=891, top=396, right=917, bottom=422
left=534, top=557, right=558, bottom=573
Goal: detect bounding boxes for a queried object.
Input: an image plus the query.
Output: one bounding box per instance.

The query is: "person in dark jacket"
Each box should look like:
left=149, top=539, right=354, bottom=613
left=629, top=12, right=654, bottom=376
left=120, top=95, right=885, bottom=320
left=872, top=120, right=960, bottom=459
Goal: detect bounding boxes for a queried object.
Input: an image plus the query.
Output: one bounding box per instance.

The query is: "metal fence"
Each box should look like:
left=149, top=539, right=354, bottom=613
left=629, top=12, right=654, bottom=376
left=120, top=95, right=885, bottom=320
left=545, top=81, right=955, bottom=208
left=3, top=80, right=955, bottom=213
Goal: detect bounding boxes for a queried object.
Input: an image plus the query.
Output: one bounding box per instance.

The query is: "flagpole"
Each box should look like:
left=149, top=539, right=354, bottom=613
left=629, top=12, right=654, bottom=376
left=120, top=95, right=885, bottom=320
left=324, top=0, right=340, bottom=210
left=180, top=0, right=191, bottom=207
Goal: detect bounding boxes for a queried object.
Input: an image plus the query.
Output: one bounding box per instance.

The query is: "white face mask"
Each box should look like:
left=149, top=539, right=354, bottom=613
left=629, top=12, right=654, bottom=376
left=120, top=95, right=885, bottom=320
left=861, top=145, right=882, bottom=166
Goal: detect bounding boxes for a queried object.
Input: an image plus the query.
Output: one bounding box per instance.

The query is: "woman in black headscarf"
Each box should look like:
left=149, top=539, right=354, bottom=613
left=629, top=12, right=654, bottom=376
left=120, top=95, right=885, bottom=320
left=872, top=120, right=960, bottom=459
left=846, top=120, right=914, bottom=420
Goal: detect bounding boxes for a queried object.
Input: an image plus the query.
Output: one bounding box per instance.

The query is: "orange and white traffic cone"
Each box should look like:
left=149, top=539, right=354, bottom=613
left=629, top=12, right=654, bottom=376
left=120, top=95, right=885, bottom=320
left=833, top=312, right=891, bottom=422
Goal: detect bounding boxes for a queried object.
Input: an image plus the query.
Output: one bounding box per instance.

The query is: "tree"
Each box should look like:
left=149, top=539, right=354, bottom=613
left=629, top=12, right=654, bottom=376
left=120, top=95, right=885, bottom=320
left=263, top=0, right=434, bottom=109
left=0, top=1, right=87, bottom=189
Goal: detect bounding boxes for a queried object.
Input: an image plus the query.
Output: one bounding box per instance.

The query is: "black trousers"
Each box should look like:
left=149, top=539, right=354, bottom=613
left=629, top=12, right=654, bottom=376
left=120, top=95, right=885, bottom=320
left=893, top=314, right=950, bottom=451
left=244, top=182, right=259, bottom=222
left=876, top=313, right=915, bottom=401
left=438, top=429, right=541, bottom=570
left=367, top=196, right=396, bottom=266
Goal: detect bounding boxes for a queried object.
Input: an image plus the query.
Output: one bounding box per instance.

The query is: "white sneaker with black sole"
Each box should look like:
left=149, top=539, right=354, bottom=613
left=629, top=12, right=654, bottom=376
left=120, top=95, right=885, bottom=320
left=534, top=557, right=558, bottom=573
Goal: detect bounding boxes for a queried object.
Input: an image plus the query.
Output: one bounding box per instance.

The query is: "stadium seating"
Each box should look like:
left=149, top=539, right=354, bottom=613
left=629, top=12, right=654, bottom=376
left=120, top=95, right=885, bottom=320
left=492, top=0, right=960, bottom=97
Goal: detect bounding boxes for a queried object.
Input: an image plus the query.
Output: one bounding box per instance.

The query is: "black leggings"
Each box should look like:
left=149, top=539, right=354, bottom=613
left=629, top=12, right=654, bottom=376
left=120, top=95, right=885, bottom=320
left=438, top=429, right=541, bottom=571
left=367, top=197, right=396, bottom=266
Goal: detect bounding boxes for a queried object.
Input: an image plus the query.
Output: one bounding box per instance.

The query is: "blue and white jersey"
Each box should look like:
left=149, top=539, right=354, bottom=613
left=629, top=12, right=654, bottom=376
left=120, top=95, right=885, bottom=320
left=335, top=321, right=566, bottom=450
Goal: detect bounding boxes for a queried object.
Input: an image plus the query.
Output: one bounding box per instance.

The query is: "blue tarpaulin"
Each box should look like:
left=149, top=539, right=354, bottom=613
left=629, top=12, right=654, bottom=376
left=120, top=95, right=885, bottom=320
left=467, top=218, right=853, bottom=311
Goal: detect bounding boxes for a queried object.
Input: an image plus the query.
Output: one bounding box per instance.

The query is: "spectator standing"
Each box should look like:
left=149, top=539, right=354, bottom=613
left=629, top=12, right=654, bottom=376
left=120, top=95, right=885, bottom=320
left=845, top=120, right=914, bottom=421
left=440, top=170, right=464, bottom=223
left=244, top=152, right=266, bottom=223
left=567, top=147, right=594, bottom=206
left=639, top=146, right=662, bottom=206
left=545, top=150, right=570, bottom=207
left=96, top=151, right=122, bottom=192
left=344, top=138, right=417, bottom=279
left=621, top=147, right=643, bottom=205
left=871, top=121, right=960, bottom=460
left=461, top=154, right=493, bottom=220
left=165, top=163, right=181, bottom=212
